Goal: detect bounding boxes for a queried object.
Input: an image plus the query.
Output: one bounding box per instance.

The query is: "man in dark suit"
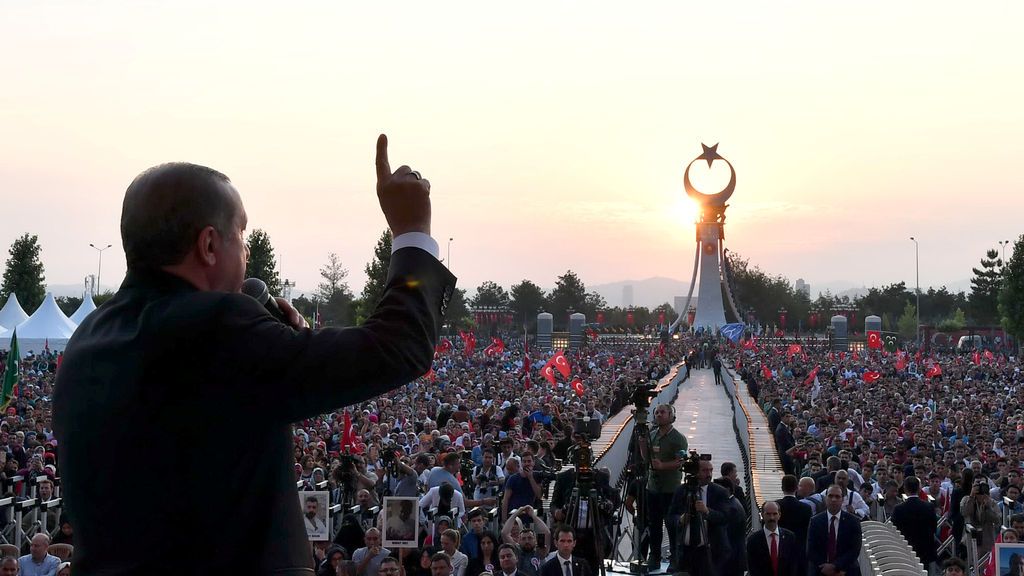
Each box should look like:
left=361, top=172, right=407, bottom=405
left=668, top=458, right=732, bottom=576
left=774, top=414, right=797, bottom=475
left=53, top=136, right=457, bottom=575
left=814, top=457, right=842, bottom=493
left=776, top=475, right=812, bottom=571
left=540, top=526, right=593, bottom=576
left=747, top=501, right=799, bottom=576
left=891, top=476, right=938, bottom=571
left=807, top=485, right=862, bottom=576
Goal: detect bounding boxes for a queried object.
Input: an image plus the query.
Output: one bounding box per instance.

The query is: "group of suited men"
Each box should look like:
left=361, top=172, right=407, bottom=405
left=742, top=474, right=940, bottom=576
left=669, top=462, right=940, bottom=576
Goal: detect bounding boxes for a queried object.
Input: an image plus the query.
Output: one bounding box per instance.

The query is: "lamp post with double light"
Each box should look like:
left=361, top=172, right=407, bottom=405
left=89, top=243, right=112, bottom=296
left=909, top=237, right=920, bottom=347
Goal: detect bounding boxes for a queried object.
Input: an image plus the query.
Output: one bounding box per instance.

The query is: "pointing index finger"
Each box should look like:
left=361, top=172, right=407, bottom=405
left=376, top=134, right=391, bottom=183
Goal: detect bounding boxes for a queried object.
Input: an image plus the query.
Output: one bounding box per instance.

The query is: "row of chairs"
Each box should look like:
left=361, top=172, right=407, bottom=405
left=0, top=542, right=72, bottom=561
left=861, top=521, right=927, bottom=576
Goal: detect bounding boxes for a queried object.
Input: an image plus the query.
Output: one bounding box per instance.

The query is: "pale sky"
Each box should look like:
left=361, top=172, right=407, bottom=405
left=1, top=1, right=1022, bottom=300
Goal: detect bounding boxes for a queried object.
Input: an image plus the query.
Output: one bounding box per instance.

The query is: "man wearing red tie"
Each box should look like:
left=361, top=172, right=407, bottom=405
left=746, top=502, right=799, bottom=576
left=807, top=486, right=862, bottom=576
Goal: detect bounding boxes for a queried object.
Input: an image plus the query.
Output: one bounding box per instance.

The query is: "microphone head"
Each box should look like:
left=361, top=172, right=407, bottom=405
left=241, top=278, right=270, bottom=305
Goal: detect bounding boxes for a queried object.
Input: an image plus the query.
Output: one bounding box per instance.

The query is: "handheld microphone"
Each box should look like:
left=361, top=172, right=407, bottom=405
left=242, top=277, right=289, bottom=324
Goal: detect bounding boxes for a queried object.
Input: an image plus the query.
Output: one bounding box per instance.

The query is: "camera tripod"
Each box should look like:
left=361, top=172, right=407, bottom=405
left=565, top=439, right=609, bottom=576
left=612, top=383, right=655, bottom=574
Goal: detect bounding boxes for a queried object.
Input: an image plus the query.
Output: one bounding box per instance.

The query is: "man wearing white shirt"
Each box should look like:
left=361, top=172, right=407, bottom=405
left=820, top=471, right=869, bottom=519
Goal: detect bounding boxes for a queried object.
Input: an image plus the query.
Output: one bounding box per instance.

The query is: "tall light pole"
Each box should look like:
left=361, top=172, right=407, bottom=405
left=999, top=239, right=1011, bottom=265
left=447, top=237, right=453, bottom=269
left=89, top=243, right=112, bottom=296
left=909, top=237, right=920, bottom=346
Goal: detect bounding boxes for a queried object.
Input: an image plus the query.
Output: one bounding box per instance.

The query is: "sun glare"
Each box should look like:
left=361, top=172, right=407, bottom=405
left=671, top=197, right=700, bottom=225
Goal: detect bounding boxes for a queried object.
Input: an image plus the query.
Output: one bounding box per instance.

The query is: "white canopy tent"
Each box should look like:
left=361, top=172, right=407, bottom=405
left=70, top=293, right=98, bottom=325
left=0, top=293, right=77, bottom=355
left=0, top=294, right=29, bottom=330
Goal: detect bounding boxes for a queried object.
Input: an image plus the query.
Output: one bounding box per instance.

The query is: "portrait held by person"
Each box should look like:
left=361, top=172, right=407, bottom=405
left=53, top=135, right=457, bottom=574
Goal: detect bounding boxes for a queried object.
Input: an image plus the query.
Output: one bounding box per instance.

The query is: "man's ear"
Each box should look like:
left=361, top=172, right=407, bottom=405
left=195, top=226, right=219, bottom=267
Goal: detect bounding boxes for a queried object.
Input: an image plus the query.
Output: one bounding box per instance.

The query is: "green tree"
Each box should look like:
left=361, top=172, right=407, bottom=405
left=548, top=270, right=588, bottom=329
left=727, top=252, right=795, bottom=326
left=856, top=282, right=912, bottom=324
left=582, top=291, right=607, bottom=320
left=317, top=253, right=354, bottom=327
left=1, top=233, right=46, bottom=312
left=970, top=248, right=1004, bottom=325
left=998, top=235, right=1024, bottom=347
left=938, top=307, right=967, bottom=332
left=469, top=281, right=510, bottom=308
left=897, top=302, right=918, bottom=340
left=446, top=288, right=471, bottom=330
left=56, top=296, right=83, bottom=316
left=357, top=231, right=392, bottom=322
left=244, top=229, right=281, bottom=295
left=510, top=280, right=548, bottom=329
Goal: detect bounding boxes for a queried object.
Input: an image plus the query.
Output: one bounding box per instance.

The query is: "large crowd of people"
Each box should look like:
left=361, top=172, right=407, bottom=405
left=733, top=336, right=1022, bottom=576
left=0, top=332, right=691, bottom=575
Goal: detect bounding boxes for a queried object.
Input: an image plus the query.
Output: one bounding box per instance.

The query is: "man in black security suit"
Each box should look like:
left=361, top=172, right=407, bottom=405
left=891, top=476, right=938, bottom=573
left=775, top=475, right=811, bottom=572
left=53, top=135, right=457, bottom=575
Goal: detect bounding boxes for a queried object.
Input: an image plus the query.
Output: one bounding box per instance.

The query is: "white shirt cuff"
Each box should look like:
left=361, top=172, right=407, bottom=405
left=391, top=232, right=439, bottom=259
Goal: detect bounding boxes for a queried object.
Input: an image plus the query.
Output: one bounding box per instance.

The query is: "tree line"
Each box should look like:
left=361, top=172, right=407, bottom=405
left=1, top=231, right=1023, bottom=344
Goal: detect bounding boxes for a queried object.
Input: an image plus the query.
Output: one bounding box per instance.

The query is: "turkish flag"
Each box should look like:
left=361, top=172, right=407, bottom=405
left=973, top=351, right=981, bottom=366
left=896, top=356, right=907, bottom=371
left=762, top=365, right=773, bottom=381
left=803, top=365, right=820, bottom=387
left=867, top=331, right=882, bottom=349
left=926, top=364, right=943, bottom=379
left=484, top=337, right=505, bottom=357
left=571, top=377, right=585, bottom=397
left=984, top=350, right=995, bottom=361
left=523, top=375, right=532, bottom=389
left=658, top=311, right=666, bottom=325
left=542, top=365, right=558, bottom=386
left=608, top=355, right=616, bottom=367
left=551, top=350, right=571, bottom=378
left=658, top=342, right=666, bottom=357
left=522, top=353, right=531, bottom=375
left=423, top=367, right=437, bottom=382
left=863, top=371, right=881, bottom=383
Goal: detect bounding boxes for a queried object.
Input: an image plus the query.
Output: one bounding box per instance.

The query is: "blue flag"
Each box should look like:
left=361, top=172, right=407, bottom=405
left=720, top=323, right=745, bottom=343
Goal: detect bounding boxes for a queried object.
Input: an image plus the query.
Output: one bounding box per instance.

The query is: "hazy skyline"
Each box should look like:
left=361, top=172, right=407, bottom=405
left=2, top=2, right=1021, bottom=300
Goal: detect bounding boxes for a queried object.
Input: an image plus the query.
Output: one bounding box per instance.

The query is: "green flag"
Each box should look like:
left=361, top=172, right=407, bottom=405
left=1, top=329, right=19, bottom=410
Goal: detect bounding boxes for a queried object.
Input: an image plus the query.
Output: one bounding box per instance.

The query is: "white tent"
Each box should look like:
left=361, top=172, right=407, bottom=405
left=0, top=294, right=29, bottom=330
left=1, top=293, right=77, bottom=354
left=70, top=293, right=98, bottom=325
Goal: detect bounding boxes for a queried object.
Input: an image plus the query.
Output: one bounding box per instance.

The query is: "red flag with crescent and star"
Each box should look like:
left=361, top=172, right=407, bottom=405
left=341, top=410, right=354, bottom=451
left=762, top=364, right=773, bottom=381
left=926, top=364, right=943, bottom=379
left=571, top=377, right=585, bottom=397
left=484, top=337, right=505, bottom=357
left=541, top=364, right=558, bottom=386
left=550, top=350, right=571, bottom=379
left=863, top=371, right=881, bottom=383
left=867, top=331, right=882, bottom=349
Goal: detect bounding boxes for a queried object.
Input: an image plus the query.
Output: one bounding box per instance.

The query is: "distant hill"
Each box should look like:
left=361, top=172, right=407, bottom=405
left=589, top=277, right=692, bottom=309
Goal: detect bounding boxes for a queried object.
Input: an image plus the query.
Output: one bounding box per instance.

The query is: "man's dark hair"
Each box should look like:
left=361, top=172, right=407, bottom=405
left=429, top=552, right=452, bottom=567
left=498, top=543, right=518, bottom=559
left=826, top=456, right=841, bottom=471
left=555, top=524, right=576, bottom=540
left=1011, top=513, right=1024, bottom=525
left=442, top=453, right=460, bottom=467
left=904, top=476, right=921, bottom=494
left=380, top=557, right=400, bottom=570
left=305, top=496, right=319, bottom=505
left=942, top=557, right=967, bottom=572
left=415, top=453, right=432, bottom=467
left=121, top=162, right=237, bottom=268
left=781, top=474, right=798, bottom=493
left=721, top=462, right=737, bottom=476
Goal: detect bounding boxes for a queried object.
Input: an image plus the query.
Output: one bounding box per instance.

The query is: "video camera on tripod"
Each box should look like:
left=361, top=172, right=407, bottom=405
left=681, top=450, right=711, bottom=488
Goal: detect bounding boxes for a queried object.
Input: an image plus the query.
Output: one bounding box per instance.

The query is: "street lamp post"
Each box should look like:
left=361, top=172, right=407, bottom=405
left=910, top=237, right=920, bottom=347
left=447, top=237, right=453, bottom=269
left=999, top=240, right=1011, bottom=265
left=89, top=243, right=112, bottom=296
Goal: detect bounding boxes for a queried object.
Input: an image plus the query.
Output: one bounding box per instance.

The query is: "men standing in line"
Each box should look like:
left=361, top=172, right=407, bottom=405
left=776, top=475, right=811, bottom=571
left=746, top=502, right=799, bottom=576
left=807, top=486, right=862, bottom=576
left=891, top=476, right=938, bottom=574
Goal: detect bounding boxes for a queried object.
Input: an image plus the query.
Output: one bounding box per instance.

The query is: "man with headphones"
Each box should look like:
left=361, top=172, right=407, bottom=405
left=646, top=403, right=688, bottom=572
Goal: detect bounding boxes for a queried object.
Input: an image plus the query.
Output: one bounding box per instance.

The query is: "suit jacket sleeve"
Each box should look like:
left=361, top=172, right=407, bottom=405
left=834, top=515, right=861, bottom=574
left=806, top=515, right=825, bottom=571
left=214, top=247, right=456, bottom=423
left=746, top=532, right=766, bottom=576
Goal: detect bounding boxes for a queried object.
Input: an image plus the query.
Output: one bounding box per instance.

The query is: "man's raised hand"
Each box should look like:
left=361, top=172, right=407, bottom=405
left=376, top=134, right=431, bottom=237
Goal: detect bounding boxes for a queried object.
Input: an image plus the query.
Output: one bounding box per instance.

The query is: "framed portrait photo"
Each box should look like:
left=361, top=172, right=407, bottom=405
left=300, top=490, right=330, bottom=541
left=996, top=543, right=1024, bottom=576
left=383, top=496, right=419, bottom=548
